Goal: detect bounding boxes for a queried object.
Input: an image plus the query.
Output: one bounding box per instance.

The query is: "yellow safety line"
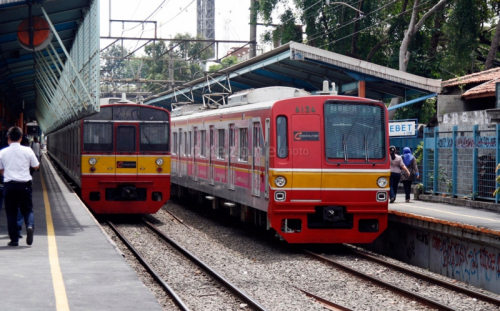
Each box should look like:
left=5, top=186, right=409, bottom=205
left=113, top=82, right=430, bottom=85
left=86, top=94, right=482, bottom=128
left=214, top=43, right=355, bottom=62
left=41, top=173, right=70, bottom=311
left=394, top=204, right=500, bottom=223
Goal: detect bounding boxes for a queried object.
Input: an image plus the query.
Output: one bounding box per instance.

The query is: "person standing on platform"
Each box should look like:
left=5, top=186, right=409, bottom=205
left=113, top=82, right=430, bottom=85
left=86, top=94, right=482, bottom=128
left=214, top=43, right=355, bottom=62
left=31, top=136, right=40, bottom=163
left=0, top=127, right=39, bottom=246
left=400, top=147, right=420, bottom=203
left=389, top=146, right=409, bottom=203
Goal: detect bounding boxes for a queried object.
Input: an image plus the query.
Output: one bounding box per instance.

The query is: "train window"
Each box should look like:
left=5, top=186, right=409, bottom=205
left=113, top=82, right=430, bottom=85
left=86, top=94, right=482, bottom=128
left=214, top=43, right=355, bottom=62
left=85, top=107, right=112, bottom=120
left=188, top=131, right=192, bottom=156
left=276, top=116, right=288, bottom=158
left=324, top=103, right=385, bottom=161
left=218, top=129, right=225, bottom=159
left=193, top=129, right=198, bottom=156
left=113, top=106, right=139, bottom=120
left=239, top=128, right=248, bottom=161
left=229, top=125, right=235, bottom=147
left=140, top=107, right=169, bottom=121
left=184, top=132, right=188, bottom=155
left=201, top=130, right=206, bottom=157
left=140, top=124, right=169, bottom=152
left=83, top=123, right=113, bottom=152
left=173, top=133, right=178, bottom=154
left=253, top=123, right=261, bottom=148
left=179, top=130, right=183, bottom=155
left=117, top=126, right=136, bottom=152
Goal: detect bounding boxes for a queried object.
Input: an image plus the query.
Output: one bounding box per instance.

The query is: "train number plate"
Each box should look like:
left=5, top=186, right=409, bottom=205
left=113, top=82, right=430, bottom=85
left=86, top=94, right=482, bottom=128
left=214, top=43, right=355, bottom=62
left=117, top=161, right=136, bottom=168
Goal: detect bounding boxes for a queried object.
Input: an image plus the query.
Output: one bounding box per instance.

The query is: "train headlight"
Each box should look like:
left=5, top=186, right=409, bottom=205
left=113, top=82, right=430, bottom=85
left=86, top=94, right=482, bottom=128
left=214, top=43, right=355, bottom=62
left=275, top=176, right=287, bottom=187
left=88, top=157, right=97, bottom=165
left=155, top=158, right=164, bottom=165
left=377, top=177, right=388, bottom=188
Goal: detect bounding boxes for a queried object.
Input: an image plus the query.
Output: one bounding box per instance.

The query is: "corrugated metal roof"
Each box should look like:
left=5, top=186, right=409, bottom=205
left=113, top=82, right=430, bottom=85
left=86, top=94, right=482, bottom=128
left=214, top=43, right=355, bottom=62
left=145, top=42, right=442, bottom=110
left=442, top=67, right=500, bottom=87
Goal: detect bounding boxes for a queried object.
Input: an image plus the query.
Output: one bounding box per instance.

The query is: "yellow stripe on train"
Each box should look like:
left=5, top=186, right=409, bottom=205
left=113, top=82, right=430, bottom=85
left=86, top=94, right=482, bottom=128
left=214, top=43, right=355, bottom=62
left=268, top=170, right=390, bottom=189
left=81, top=155, right=171, bottom=174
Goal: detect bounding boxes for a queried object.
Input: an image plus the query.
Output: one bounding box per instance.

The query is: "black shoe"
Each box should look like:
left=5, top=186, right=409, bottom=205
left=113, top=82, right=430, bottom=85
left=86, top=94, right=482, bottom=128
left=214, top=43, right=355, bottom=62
left=27, top=227, right=33, bottom=246
left=7, top=241, right=18, bottom=246
left=18, top=235, right=22, bottom=239
left=389, top=198, right=395, bottom=203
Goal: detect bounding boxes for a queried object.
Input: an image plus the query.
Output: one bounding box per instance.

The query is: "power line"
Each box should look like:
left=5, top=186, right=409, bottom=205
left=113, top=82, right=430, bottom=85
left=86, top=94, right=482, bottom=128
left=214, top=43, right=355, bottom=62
left=160, top=0, right=196, bottom=28
left=120, top=0, right=169, bottom=33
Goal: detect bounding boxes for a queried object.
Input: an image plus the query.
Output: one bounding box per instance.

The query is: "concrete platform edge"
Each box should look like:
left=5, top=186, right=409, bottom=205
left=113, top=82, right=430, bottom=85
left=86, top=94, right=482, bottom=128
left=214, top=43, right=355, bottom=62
left=419, top=194, right=500, bottom=213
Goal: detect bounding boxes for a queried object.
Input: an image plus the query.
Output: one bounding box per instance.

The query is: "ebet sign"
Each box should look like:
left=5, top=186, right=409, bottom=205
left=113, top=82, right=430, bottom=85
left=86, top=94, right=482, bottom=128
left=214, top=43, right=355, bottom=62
left=389, top=121, right=416, bottom=137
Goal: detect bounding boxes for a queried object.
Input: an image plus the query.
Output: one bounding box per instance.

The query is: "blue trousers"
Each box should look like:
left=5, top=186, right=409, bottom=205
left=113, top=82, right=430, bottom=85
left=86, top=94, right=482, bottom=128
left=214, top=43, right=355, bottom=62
left=390, top=172, right=401, bottom=200
left=0, top=187, right=23, bottom=235
left=4, top=182, right=34, bottom=243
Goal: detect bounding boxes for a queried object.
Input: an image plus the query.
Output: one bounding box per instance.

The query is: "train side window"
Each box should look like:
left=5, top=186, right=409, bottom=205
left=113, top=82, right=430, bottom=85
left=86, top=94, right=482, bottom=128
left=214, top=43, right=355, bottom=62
left=201, top=130, right=207, bottom=157
left=188, top=131, right=192, bottom=156
left=173, top=132, right=177, bottom=154
left=184, top=132, right=188, bottom=156
left=210, top=127, right=214, bottom=157
left=276, top=116, right=288, bottom=158
left=179, top=130, right=183, bottom=155
left=229, top=125, right=235, bottom=147
left=239, top=128, right=248, bottom=162
left=218, top=129, right=225, bottom=159
left=193, top=128, right=198, bottom=156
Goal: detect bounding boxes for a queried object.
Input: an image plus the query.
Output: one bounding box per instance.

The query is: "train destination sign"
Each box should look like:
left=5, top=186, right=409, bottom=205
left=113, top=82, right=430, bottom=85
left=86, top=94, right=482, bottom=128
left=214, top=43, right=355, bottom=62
left=388, top=121, right=417, bottom=137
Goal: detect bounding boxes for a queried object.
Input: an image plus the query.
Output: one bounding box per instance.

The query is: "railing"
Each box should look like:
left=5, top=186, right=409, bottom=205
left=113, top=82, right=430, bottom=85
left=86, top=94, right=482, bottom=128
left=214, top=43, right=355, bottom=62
left=423, top=125, right=500, bottom=202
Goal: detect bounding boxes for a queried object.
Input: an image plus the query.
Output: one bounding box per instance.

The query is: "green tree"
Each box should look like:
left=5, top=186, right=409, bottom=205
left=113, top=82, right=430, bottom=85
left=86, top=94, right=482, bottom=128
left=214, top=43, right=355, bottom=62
left=209, top=56, right=239, bottom=72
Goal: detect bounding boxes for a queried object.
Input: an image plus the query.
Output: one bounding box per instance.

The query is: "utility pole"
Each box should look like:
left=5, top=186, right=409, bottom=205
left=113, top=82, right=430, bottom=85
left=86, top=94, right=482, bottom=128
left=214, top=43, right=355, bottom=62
left=249, top=0, right=257, bottom=58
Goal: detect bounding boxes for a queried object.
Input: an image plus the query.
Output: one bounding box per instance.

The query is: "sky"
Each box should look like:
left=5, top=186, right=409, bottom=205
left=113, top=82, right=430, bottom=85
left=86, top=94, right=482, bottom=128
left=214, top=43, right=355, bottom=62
left=100, top=0, right=289, bottom=58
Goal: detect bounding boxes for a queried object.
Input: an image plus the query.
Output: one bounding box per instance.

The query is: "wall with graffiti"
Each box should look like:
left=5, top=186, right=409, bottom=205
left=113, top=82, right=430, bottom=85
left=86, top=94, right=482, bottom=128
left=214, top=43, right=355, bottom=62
left=368, top=222, right=500, bottom=294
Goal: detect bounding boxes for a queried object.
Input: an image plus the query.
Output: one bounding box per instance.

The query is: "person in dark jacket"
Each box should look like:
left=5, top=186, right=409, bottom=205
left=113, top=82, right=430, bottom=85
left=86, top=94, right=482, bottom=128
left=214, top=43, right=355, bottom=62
left=400, top=147, right=420, bottom=203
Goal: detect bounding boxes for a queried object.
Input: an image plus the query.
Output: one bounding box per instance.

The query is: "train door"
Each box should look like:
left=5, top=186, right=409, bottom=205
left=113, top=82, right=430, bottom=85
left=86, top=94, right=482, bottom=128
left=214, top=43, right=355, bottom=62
left=115, top=123, right=138, bottom=180
left=193, top=127, right=198, bottom=182
left=209, top=126, right=215, bottom=185
left=178, top=129, right=183, bottom=178
left=252, top=122, right=262, bottom=197
left=291, top=115, right=321, bottom=201
left=228, top=124, right=235, bottom=190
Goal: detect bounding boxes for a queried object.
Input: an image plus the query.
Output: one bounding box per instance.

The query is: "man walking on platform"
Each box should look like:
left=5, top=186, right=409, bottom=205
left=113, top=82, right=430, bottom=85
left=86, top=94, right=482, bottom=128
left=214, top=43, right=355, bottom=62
left=0, top=127, right=39, bottom=246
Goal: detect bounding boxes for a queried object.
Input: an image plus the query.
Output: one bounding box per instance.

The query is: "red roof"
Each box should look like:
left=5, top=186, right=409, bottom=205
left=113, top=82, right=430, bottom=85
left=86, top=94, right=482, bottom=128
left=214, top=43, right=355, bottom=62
left=442, top=68, right=500, bottom=99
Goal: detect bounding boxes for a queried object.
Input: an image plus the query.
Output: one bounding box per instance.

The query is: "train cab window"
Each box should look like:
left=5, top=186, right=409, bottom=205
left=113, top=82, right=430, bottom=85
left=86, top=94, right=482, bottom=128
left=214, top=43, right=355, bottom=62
left=83, top=123, right=113, bottom=151
left=239, top=128, right=248, bottom=161
left=140, top=107, right=169, bottom=121
left=173, top=132, right=178, bottom=154
left=325, top=103, right=385, bottom=161
left=116, top=126, right=136, bottom=152
left=276, top=116, right=288, bottom=158
left=218, top=129, right=225, bottom=159
left=85, top=107, right=112, bottom=121
left=201, top=130, right=206, bottom=157
left=113, top=106, right=139, bottom=120
left=140, top=124, right=169, bottom=152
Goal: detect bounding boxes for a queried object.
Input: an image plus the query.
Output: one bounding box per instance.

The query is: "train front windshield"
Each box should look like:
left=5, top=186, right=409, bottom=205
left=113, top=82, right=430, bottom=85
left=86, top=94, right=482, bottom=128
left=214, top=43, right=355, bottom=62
left=324, top=102, right=386, bottom=162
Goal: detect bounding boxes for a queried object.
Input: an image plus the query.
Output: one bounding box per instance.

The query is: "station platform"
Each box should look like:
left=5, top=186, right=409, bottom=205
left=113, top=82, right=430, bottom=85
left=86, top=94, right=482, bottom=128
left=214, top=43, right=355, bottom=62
left=0, top=154, right=161, bottom=310
left=388, top=194, right=500, bottom=247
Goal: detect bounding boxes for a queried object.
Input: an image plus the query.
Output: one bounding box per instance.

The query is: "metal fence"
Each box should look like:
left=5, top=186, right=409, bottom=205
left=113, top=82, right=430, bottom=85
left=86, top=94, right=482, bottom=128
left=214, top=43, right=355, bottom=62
left=423, top=125, right=500, bottom=202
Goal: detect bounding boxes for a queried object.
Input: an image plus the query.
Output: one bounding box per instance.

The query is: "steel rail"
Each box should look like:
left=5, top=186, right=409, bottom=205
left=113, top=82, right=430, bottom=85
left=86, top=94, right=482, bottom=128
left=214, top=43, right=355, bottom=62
left=165, top=210, right=191, bottom=229
left=107, top=221, right=191, bottom=311
left=304, top=250, right=457, bottom=311
left=344, top=246, right=500, bottom=306
left=295, top=287, right=353, bottom=311
left=143, top=219, right=268, bottom=311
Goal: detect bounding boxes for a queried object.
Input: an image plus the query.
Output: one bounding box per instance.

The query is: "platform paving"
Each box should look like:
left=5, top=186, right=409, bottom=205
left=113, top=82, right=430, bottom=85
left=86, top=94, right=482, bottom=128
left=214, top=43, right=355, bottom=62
left=0, top=154, right=162, bottom=310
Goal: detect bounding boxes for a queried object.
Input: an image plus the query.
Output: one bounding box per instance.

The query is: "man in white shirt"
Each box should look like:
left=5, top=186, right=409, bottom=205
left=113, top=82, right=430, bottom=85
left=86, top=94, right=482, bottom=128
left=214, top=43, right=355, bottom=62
left=0, top=127, right=39, bottom=246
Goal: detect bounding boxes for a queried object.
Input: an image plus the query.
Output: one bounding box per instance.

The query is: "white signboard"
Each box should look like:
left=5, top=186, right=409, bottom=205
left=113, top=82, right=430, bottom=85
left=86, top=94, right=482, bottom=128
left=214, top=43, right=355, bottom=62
left=389, top=121, right=416, bottom=137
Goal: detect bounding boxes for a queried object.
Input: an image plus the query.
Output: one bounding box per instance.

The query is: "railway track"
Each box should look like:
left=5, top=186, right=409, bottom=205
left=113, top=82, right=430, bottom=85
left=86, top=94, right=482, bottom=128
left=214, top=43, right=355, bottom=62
left=304, top=247, right=500, bottom=311
left=107, top=218, right=268, bottom=311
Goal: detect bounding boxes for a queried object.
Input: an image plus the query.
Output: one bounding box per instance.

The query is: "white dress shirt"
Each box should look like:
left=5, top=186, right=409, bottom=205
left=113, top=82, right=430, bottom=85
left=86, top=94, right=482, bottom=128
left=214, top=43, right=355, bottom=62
left=0, top=143, right=39, bottom=182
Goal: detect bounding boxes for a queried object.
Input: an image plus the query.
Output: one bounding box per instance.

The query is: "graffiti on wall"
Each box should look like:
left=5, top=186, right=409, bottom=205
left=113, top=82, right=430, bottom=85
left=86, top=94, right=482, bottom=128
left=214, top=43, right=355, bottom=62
left=437, top=137, right=453, bottom=148
left=456, top=137, right=475, bottom=149
left=476, top=136, right=497, bottom=149
left=431, top=236, right=499, bottom=282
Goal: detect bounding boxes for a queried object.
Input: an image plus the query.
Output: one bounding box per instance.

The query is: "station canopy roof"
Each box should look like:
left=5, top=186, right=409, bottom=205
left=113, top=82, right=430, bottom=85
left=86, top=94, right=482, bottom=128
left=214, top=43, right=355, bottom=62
left=0, top=0, right=94, bottom=125
left=146, top=42, right=442, bottom=111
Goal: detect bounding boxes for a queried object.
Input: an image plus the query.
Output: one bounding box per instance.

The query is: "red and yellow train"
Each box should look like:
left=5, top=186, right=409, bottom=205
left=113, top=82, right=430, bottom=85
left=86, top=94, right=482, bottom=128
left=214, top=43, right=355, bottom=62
left=170, top=86, right=390, bottom=243
left=47, top=102, right=171, bottom=214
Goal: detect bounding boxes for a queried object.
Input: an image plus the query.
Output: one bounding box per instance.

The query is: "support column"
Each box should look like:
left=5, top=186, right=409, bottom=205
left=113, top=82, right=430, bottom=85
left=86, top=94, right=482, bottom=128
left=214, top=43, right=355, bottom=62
left=249, top=0, right=257, bottom=58
left=358, top=80, right=365, bottom=98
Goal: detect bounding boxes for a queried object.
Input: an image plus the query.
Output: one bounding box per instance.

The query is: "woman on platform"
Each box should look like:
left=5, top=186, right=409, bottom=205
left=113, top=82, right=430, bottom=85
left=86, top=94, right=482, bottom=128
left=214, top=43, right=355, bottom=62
left=400, top=147, right=420, bottom=203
